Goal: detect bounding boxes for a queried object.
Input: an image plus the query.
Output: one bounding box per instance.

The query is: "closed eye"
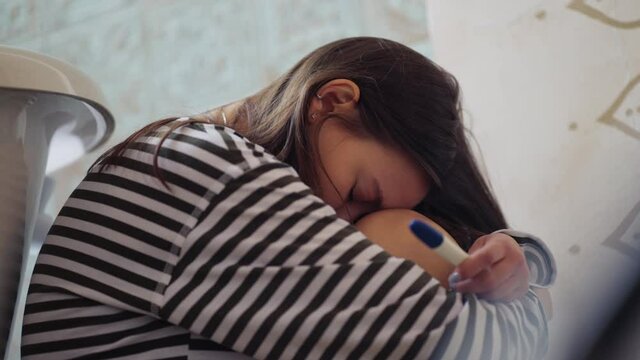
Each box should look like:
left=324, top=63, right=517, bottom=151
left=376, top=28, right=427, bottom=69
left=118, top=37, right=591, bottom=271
left=347, top=185, right=356, bottom=202
left=345, top=180, right=382, bottom=223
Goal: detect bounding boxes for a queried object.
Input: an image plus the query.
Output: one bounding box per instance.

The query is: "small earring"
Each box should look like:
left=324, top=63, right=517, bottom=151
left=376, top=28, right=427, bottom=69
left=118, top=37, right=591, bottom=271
left=311, top=113, right=319, bottom=121
left=316, top=94, right=322, bottom=99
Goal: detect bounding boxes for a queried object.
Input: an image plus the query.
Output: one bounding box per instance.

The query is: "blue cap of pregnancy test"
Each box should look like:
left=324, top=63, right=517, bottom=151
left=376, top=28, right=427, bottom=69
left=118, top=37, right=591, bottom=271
left=409, top=219, right=443, bottom=248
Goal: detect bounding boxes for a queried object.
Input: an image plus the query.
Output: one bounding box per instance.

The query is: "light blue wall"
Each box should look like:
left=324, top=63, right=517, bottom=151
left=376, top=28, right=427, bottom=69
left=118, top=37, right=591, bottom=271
left=1, top=0, right=432, bottom=215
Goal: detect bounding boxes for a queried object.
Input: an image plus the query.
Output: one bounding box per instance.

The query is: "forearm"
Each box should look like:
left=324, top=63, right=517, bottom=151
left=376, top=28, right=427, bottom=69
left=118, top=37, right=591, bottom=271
left=357, top=209, right=554, bottom=317
left=356, top=209, right=548, bottom=358
left=163, top=158, right=549, bottom=358
left=355, top=209, right=456, bottom=287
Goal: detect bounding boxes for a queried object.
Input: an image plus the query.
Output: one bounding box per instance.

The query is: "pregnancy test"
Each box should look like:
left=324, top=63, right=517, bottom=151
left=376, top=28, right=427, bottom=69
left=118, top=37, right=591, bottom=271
left=409, top=219, right=469, bottom=266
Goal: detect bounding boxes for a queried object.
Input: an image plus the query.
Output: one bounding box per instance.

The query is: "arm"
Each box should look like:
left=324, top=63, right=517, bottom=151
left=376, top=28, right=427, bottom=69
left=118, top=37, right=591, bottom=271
left=159, top=166, right=549, bottom=359
left=355, top=209, right=456, bottom=287
left=356, top=209, right=554, bottom=318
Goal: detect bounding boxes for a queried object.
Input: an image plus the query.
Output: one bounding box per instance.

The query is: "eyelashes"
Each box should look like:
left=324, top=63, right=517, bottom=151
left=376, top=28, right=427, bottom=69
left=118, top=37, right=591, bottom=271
left=346, top=184, right=381, bottom=223
left=347, top=185, right=356, bottom=202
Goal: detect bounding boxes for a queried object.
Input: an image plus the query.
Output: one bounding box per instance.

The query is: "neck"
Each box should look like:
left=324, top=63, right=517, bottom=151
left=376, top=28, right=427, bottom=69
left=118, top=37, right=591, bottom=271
left=197, top=99, right=248, bottom=134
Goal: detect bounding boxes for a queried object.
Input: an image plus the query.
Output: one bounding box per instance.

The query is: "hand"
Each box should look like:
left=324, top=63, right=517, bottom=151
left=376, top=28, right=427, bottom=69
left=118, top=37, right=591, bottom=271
left=450, top=232, right=529, bottom=302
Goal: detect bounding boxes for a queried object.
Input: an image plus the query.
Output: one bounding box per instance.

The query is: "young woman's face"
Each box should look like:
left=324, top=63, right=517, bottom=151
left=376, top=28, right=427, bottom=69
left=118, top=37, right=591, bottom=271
left=313, top=118, right=430, bottom=223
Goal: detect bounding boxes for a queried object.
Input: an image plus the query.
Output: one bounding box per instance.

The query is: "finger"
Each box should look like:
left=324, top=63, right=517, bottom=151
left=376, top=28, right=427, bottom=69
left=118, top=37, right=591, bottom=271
left=485, top=281, right=529, bottom=302
left=456, top=244, right=506, bottom=280
left=455, top=254, right=522, bottom=294
left=467, top=234, right=490, bottom=254
left=454, top=265, right=506, bottom=294
left=449, top=277, right=474, bottom=293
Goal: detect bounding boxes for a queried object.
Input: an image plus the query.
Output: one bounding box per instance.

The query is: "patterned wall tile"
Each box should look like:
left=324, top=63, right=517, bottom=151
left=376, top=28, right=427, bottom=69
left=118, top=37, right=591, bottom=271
left=35, top=0, right=129, bottom=34
left=360, top=0, right=429, bottom=42
left=140, top=0, right=262, bottom=117
left=603, top=199, right=640, bottom=259
left=0, top=0, right=37, bottom=44
left=260, top=0, right=362, bottom=75
left=569, top=0, right=640, bottom=29
left=599, top=74, right=640, bottom=141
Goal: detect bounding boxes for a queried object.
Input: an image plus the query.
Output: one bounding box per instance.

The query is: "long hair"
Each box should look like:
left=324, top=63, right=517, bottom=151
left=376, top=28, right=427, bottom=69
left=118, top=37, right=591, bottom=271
left=99, top=37, right=507, bottom=250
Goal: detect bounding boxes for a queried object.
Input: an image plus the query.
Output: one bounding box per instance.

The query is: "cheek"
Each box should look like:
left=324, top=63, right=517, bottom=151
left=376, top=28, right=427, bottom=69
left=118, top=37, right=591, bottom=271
left=377, top=154, right=429, bottom=208
left=398, top=166, right=429, bottom=205
left=316, top=174, right=342, bottom=208
left=314, top=151, right=357, bottom=209
left=402, top=174, right=429, bottom=207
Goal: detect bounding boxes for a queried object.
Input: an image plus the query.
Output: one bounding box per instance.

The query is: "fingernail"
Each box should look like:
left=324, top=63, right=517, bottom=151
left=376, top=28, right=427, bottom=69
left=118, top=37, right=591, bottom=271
left=448, top=272, right=460, bottom=291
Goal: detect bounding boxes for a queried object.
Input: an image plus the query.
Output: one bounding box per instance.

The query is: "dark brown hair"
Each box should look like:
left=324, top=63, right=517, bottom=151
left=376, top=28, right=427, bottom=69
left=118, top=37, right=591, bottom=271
left=100, top=37, right=507, bottom=250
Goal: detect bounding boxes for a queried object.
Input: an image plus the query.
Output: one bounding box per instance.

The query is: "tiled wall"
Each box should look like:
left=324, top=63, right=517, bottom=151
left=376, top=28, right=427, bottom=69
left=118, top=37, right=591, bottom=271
left=0, top=0, right=431, bottom=215
left=428, top=1, right=640, bottom=359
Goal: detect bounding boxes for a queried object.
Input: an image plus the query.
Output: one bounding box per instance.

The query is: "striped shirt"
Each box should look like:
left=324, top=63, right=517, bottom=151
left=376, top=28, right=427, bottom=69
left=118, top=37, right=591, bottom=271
left=22, top=122, right=555, bottom=359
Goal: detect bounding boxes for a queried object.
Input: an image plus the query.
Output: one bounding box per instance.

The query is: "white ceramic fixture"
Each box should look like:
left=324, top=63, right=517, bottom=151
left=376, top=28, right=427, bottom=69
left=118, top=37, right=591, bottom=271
left=0, top=45, right=113, bottom=359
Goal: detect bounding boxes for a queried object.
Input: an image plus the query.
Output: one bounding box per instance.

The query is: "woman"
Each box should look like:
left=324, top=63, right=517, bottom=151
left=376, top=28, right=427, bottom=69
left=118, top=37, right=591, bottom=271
left=22, top=37, right=555, bottom=359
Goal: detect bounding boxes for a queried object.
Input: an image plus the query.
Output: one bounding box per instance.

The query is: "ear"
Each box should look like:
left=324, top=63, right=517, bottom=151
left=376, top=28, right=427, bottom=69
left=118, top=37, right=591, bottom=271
left=308, top=79, right=360, bottom=123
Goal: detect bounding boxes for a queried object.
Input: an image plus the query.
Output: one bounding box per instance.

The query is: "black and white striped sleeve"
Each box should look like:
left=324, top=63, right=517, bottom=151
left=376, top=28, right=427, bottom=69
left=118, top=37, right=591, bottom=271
left=157, top=129, right=550, bottom=359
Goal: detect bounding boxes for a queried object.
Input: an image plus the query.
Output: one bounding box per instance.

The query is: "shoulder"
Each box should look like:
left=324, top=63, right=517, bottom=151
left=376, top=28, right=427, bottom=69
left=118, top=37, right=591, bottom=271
left=166, top=120, right=278, bottom=170
left=143, top=119, right=285, bottom=174
left=94, top=119, right=295, bottom=199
